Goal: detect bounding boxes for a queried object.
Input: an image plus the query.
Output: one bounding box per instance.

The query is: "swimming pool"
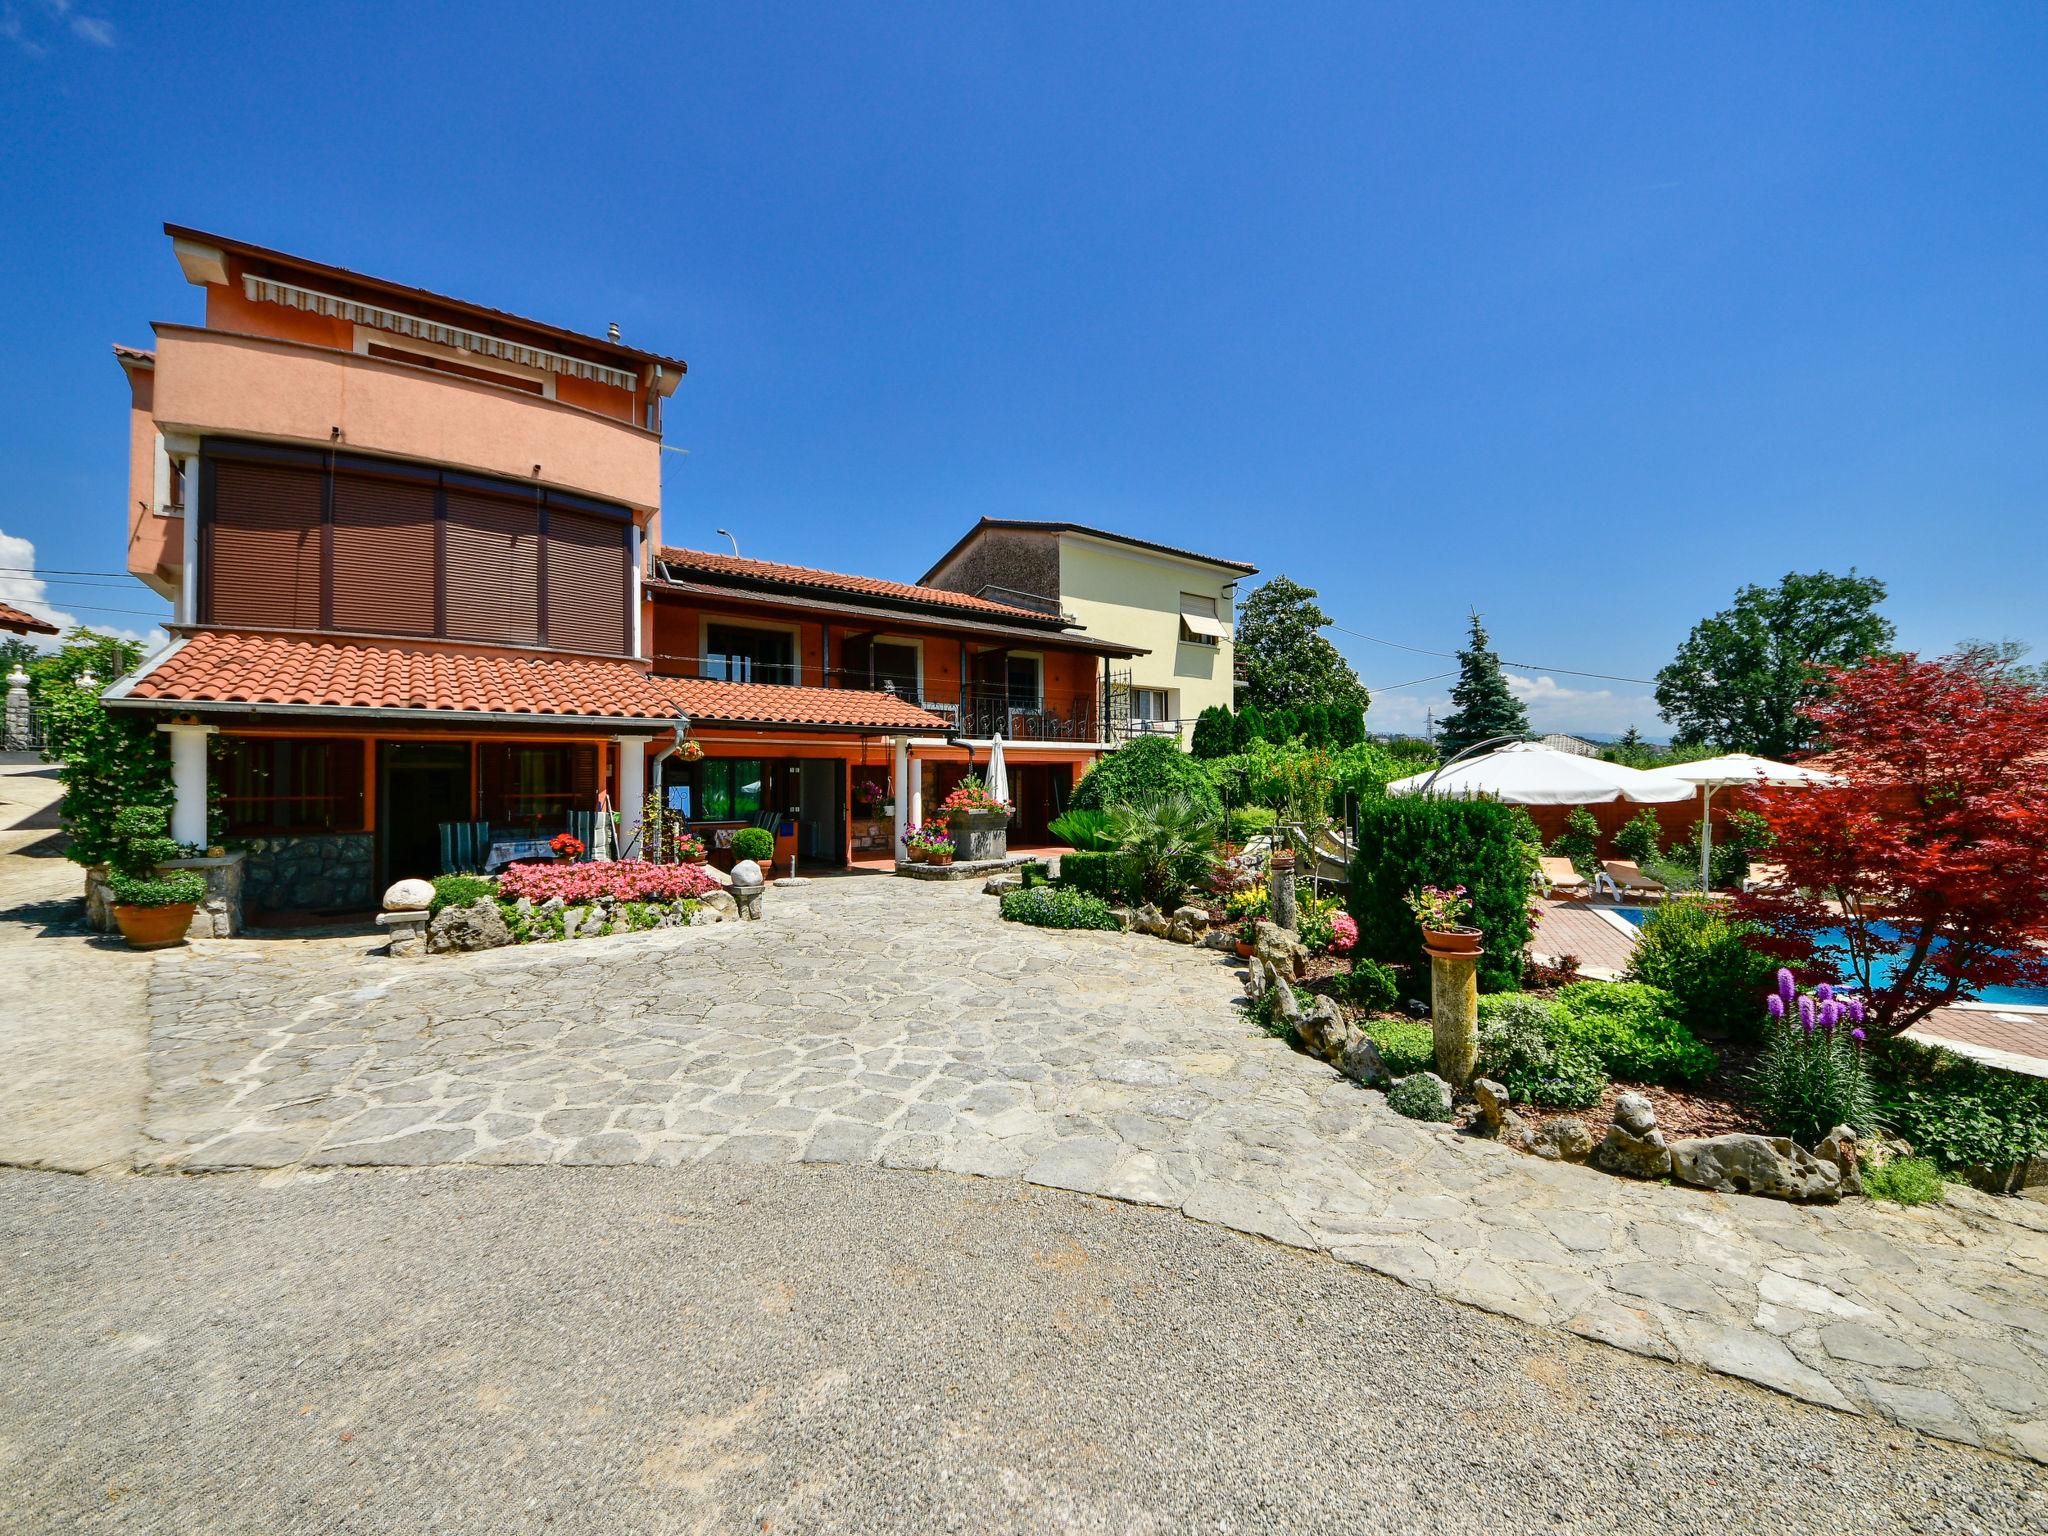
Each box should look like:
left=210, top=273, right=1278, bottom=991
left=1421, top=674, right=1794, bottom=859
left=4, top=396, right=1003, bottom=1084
left=1604, top=907, right=2048, bottom=1007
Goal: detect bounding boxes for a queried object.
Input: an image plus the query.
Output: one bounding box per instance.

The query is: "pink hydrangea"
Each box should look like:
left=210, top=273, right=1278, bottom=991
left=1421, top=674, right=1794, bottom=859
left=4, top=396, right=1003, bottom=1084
left=1329, top=911, right=1358, bottom=955
left=496, top=858, right=719, bottom=905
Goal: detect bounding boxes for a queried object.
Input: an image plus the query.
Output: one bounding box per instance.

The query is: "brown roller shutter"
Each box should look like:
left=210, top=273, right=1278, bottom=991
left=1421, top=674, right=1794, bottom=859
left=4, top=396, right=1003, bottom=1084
left=445, top=490, right=541, bottom=645
left=332, top=472, right=436, bottom=634
left=206, top=458, right=323, bottom=628
left=545, top=509, right=628, bottom=655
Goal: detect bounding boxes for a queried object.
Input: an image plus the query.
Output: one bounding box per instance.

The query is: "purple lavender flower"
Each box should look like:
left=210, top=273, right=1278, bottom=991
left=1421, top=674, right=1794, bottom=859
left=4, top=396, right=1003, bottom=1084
left=1851, top=1028, right=1867, bottom=1042
left=1778, top=968, right=1798, bottom=1005
left=1798, top=995, right=1816, bottom=1030
left=1815, top=983, right=1834, bottom=1003
left=1845, top=998, right=1866, bottom=1025
left=1819, top=1000, right=1840, bottom=1031
left=1767, top=994, right=1786, bottom=1020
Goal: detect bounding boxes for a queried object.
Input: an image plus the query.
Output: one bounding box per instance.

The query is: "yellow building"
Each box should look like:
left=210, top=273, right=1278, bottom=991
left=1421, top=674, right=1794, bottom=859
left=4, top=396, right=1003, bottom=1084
left=920, top=520, right=1257, bottom=744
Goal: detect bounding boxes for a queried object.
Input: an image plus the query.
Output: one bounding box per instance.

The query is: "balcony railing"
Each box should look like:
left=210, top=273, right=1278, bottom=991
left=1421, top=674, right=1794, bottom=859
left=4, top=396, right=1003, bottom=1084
left=816, top=669, right=1113, bottom=744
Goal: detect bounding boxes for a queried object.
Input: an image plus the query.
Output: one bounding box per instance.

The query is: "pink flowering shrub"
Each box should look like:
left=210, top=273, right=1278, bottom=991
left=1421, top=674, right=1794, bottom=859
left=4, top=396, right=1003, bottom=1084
left=497, top=858, right=718, bottom=905
left=1329, top=911, right=1358, bottom=955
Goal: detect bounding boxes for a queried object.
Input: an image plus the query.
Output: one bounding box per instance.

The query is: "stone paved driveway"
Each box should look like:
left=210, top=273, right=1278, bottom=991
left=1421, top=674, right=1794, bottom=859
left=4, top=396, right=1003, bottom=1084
left=145, top=878, right=2048, bottom=1463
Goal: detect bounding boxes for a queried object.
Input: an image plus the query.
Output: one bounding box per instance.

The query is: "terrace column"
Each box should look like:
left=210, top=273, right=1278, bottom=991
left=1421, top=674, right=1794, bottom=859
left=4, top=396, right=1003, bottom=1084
left=614, top=736, right=648, bottom=860
left=157, top=720, right=216, bottom=848
left=892, top=735, right=912, bottom=861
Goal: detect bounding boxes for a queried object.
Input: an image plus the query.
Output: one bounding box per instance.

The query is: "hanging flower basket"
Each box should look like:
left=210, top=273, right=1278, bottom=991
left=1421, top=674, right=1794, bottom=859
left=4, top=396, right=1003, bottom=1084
left=678, top=739, right=705, bottom=762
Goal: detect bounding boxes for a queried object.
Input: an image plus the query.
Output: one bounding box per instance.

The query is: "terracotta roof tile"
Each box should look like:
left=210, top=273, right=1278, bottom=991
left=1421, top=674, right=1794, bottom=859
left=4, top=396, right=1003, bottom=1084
left=0, top=601, right=60, bottom=636
left=657, top=547, right=1062, bottom=623
left=111, top=343, right=157, bottom=365
left=111, top=630, right=947, bottom=731
left=652, top=675, right=947, bottom=730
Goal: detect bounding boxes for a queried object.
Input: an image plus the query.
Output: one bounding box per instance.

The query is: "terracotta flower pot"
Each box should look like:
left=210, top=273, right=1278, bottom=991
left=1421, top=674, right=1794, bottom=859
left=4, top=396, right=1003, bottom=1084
left=928, top=851, right=954, bottom=867
left=685, top=850, right=707, bottom=865
left=1234, top=941, right=1254, bottom=958
left=907, top=846, right=928, bottom=863
left=1422, top=926, right=1483, bottom=957
left=113, top=902, right=195, bottom=950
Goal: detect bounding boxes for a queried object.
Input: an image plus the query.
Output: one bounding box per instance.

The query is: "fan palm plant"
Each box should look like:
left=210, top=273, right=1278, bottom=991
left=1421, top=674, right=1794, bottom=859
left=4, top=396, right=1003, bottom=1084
left=1107, top=795, right=1222, bottom=905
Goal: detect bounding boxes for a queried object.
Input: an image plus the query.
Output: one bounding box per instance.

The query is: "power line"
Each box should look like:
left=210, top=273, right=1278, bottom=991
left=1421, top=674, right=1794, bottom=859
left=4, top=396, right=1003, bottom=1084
left=1326, top=621, right=1657, bottom=687
left=0, top=565, right=137, bottom=579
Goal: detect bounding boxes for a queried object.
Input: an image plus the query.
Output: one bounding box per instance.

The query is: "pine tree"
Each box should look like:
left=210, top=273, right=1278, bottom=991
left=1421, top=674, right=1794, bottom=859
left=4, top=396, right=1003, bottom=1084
left=1436, top=611, right=1529, bottom=759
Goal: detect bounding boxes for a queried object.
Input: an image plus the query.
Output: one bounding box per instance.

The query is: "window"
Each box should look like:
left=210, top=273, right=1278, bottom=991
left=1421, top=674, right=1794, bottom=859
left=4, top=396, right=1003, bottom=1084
left=1180, top=592, right=1228, bottom=646
left=217, top=736, right=365, bottom=835
left=478, top=744, right=597, bottom=832
left=705, top=625, right=796, bottom=685
left=1006, top=655, right=1041, bottom=708
left=1131, top=687, right=1173, bottom=722
left=689, top=758, right=764, bottom=821
left=872, top=641, right=920, bottom=700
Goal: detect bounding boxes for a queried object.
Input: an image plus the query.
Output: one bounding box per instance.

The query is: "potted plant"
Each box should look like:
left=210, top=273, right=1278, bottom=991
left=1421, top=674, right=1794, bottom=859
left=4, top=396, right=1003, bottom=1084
left=550, top=832, right=586, bottom=864
left=1405, top=883, right=1480, bottom=956
left=678, top=738, right=704, bottom=762
left=941, top=775, right=1014, bottom=861
left=1234, top=917, right=1258, bottom=959
left=677, top=833, right=708, bottom=865
left=918, top=827, right=956, bottom=866
left=901, top=822, right=929, bottom=863
left=105, top=805, right=206, bottom=950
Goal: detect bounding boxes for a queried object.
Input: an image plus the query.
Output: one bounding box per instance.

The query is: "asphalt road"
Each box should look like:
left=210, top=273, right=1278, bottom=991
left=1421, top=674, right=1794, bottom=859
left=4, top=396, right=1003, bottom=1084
left=1, top=1163, right=2041, bottom=1535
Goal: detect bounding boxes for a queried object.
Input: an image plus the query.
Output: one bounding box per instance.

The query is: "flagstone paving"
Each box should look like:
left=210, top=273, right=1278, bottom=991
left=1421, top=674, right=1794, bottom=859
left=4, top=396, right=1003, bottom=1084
left=144, top=878, right=2048, bottom=1463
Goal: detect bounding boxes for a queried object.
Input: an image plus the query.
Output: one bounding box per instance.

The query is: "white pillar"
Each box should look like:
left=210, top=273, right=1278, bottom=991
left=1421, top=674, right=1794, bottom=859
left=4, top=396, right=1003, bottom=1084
left=158, top=721, right=216, bottom=847
left=615, top=736, right=647, bottom=860
left=906, top=750, right=924, bottom=847
left=179, top=454, right=200, bottom=624
left=892, top=734, right=912, bottom=861
left=4, top=667, right=28, bottom=750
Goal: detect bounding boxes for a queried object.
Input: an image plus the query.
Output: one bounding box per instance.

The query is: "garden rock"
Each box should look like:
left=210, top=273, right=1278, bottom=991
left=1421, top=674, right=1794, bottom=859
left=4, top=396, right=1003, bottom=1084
left=1133, top=904, right=1171, bottom=938
left=1472, top=1078, right=1511, bottom=1132
left=1613, top=1090, right=1658, bottom=1136
left=561, top=908, right=586, bottom=940
left=1338, top=1034, right=1387, bottom=1087
left=1252, top=920, right=1308, bottom=979
left=1593, top=1123, right=1672, bottom=1180
left=1669, top=1134, right=1843, bottom=1203
left=1199, top=929, right=1238, bottom=952
left=1297, top=997, right=1349, bottom=1062
left=730, top=859, right=764, bottom=887
left=426, top=898, right=513, bottom=954
left=1527, top=1118, right=1595, bottom=1162
left=698, top=889, right=737, bottom=918
left=1172, top=905, right=1210, bottom=933
left=381, top=878, right=434, bottom=912
left=982, top=874, right=1021, bottom=896
left=538, top=896, right=565, bottom=916
left=1109, top=906, right=1137, bottom=932
left=1815, top=1125, right=1865, bottom=1196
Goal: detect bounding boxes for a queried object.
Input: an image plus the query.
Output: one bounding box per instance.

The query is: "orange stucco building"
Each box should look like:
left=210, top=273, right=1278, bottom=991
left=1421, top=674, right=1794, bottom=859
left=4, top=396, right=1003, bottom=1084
left=105, top=226, right=1139, bottom=914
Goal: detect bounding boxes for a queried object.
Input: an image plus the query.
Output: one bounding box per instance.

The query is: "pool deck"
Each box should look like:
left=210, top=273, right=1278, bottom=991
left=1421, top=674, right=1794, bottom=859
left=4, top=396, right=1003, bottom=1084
left=1528, top=898, right=2048, bottom=1078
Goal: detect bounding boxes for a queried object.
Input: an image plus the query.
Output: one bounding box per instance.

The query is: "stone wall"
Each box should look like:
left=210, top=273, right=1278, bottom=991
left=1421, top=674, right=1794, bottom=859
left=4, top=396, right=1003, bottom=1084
left=240, top=833, right=376, bottom=913
left=923, top=527, right=1061, bottom=610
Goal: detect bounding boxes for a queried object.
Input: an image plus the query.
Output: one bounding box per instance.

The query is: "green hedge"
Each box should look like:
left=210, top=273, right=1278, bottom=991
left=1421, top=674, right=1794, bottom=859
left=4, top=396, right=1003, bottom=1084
left=1070, top=735, right=1221, bottom=816
left=1054, top=850, right=1143, bottom=905
left=999, top=886, right=1122, bottom=931
left=1348, top=797, right=1532, bottom=992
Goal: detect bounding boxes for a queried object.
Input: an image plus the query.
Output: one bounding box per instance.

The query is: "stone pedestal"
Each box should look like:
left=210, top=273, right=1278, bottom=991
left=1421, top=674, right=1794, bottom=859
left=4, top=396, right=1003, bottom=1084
left=376, top=910, right=431, bottom=957
left=3, top=666, right=29, bottom=751
left=1428, top=949, right=1480, bottom=1088
left=948, top=808, right=1009, bottom=863
left=1270, top=856, right=1297, bottom=931
left=159, top=852, right=246, bottom=939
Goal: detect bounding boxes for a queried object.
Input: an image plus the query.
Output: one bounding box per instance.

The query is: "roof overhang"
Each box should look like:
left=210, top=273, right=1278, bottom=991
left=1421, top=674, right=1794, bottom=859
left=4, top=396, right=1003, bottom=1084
left=918, top=517, right=1258, bottom=586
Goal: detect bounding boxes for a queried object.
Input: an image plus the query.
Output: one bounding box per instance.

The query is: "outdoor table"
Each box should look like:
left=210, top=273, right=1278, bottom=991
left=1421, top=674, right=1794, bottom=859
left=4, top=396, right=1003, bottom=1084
left=485, top=838, right=553, bottom=872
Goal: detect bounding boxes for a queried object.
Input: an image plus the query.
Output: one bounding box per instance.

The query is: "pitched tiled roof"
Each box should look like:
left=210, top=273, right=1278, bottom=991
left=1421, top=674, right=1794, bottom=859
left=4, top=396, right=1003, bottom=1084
left=657, top=547, right=1065, bottom=624
left=104, top=630, right=947, bottom=732
left=918, top=517, right=1258, bottom=583
left=652, top=676, right=946, bottom=730
left=0, top=600, right=60, bottom=636
left=111, top=343, right=157, bottom=366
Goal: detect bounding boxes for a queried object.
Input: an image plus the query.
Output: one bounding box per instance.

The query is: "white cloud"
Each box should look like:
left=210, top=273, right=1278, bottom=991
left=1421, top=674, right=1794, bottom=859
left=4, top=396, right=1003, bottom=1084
left=1366, top=671, right=1665, bottom=740
left=0, top=528, right=166, bottom=655
left=70, top=14, right=113, bottom=45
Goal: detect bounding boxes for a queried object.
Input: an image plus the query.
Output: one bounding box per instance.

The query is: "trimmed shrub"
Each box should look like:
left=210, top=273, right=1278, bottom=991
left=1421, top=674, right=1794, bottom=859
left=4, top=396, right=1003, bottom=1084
left=1613, top=809, right=1663, bottom=865
left=1556, top=981, right=1717, bottom=1084
left=1340, top=958, right=1400, bottom=1012
left=1225, top=804, right=1278, bottom=843
left=1000, top=885, right=1122, bottom=931
left=1476, top=994, right=1608, bottom=1108
left=107, top=871, right=208, bottom=908
left=1190, top=705, right=1236, bottom=759
left=1348, top=797, right=1534, bottom=992
left=1387, top=1073, right=1452, bottom=1122
left=1549, top=806, right=1600, bottom=876
left=1363, top=1017, right=1436, bottom=1077
left=1071, top=735, right=1221, bottom=816
left=731, top=826, right=775, bottom=863
left=1053, top=850, right=1144, bottom=905
left=1624, top=896, right=1778, bottom=1039
left=430, top=873, right=498, bottom=916
left=1863, top=1156, right=1944, bottom=1205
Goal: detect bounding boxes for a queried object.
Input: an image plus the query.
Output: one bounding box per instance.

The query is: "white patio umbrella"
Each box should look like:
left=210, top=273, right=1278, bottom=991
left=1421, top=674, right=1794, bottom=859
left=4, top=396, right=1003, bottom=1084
left=1386, top=742, right=1694, bottom=805
left=1660, top=753, right=1838, bottom=887
left=986, top=732, right=1010, bottom=807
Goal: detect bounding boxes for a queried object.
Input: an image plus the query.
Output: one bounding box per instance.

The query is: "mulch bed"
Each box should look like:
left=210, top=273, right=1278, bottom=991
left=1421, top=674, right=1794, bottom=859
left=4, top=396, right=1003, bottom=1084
left=1454, top=1043, right=1769, bottom=1139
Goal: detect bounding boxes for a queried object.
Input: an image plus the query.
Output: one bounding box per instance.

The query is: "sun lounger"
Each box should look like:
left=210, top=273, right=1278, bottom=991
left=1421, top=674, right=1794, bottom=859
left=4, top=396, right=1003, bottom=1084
left=1535, top=856, right=1590, bottom=898
left=1593, top=859, right=1667, bottom=901
left=1743, top=861, right=1790, bottom=894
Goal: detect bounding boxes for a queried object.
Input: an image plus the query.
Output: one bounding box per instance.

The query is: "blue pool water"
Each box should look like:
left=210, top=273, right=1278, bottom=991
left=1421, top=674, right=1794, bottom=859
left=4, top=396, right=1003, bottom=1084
left=1607, top=907, right=2048, bottom=1006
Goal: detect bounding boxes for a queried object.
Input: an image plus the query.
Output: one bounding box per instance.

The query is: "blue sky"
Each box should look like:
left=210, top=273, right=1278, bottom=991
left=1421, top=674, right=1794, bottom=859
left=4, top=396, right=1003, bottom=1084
left=3, top=2, right=2043, bottom=734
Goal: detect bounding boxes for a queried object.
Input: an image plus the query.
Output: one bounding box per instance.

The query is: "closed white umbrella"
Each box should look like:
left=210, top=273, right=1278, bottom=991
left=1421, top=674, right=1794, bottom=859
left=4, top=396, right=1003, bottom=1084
left=1660, top=753, right=1837, bottom=887
left=986, top=733, right=1010, bottom=806
left=1386, top=742, right=1694, bottom=805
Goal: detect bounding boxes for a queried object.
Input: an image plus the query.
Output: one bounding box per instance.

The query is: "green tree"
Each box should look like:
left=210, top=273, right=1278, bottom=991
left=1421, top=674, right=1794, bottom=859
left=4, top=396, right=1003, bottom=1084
left=1435, top=612, right=1529, bottom=759
left=1189, top=705, right=1235, bottom=759
left=1234, top=576, right=1370, bottom=720
left=1654, top=571, right=1893, bottom=756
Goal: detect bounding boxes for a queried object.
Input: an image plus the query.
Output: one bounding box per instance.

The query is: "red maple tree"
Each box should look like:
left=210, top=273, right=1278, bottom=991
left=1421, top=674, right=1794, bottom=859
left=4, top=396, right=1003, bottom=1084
left=1742, top=648, right=2048, bottom=1035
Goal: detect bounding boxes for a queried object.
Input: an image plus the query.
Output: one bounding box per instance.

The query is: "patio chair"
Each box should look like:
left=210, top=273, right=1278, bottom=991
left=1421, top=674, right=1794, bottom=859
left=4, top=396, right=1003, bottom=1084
left=1535, top=856, right=1591, bottom=899
left=1743, top=861, right=1791, bottom=894
left=1593, top=859, right=1667, bottom=902
left=566, top=809, right=599, bottom=861
left=437, top=820, right=490, bottom=875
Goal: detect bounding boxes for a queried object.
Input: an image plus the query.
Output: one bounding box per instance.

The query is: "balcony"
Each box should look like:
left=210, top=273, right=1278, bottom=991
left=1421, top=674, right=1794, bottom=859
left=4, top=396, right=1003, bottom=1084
left=820, top=669, right=1112, bottom=744
left=150, top=325, right=662, bottom=513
